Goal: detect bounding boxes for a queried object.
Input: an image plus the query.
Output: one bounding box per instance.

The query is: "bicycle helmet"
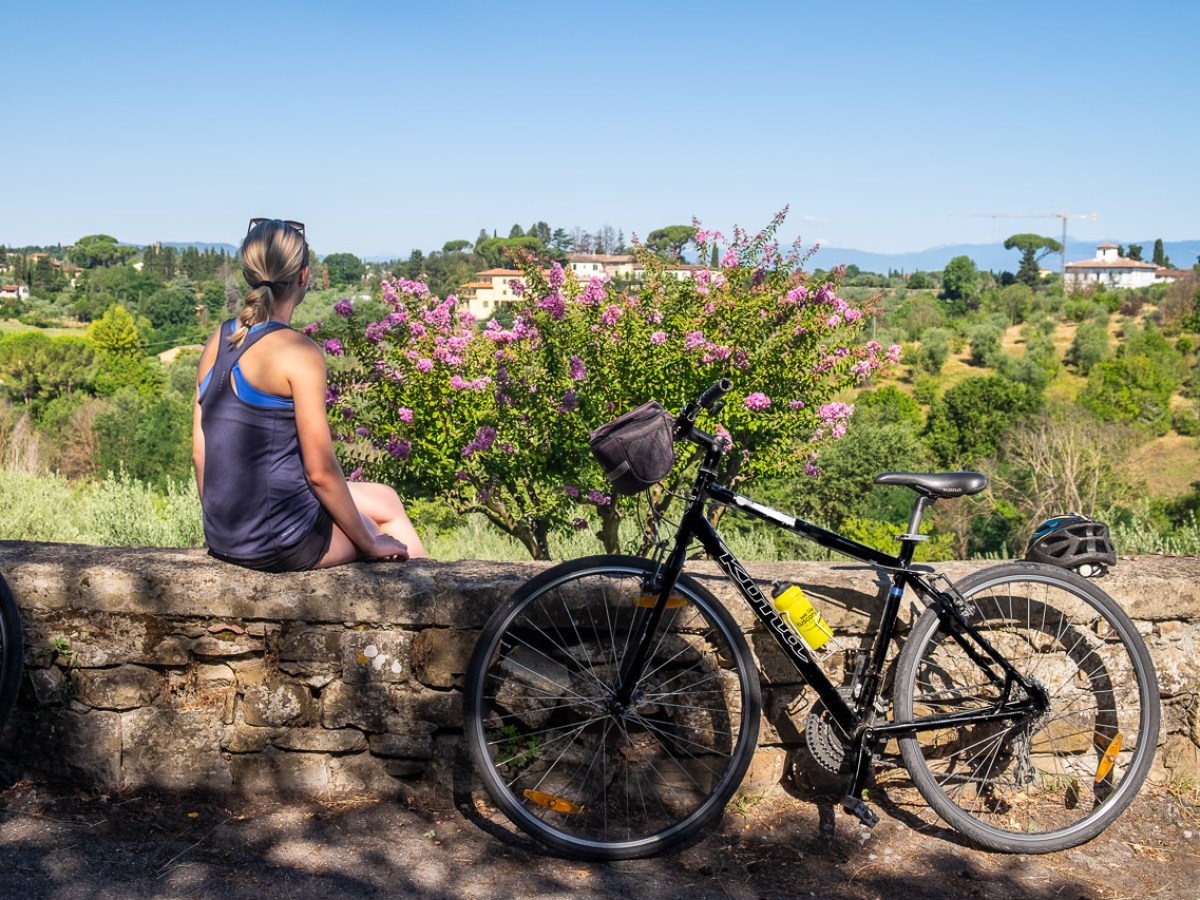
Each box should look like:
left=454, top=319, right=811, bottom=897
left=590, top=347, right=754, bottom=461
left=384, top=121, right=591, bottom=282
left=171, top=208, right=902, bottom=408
left=1025, top=514, right=1116, bottom=577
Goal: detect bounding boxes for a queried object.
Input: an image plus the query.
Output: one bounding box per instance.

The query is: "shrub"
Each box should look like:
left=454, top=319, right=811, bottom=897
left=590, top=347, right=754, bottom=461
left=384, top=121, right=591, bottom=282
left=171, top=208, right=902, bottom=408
left=317, top=211, right=898, bottom=558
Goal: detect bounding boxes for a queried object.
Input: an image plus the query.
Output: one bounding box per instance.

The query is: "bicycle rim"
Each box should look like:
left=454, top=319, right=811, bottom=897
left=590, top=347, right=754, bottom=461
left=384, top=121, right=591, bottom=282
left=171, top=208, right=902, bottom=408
left=465, top=557, right=760, bottom=860
left=895, top=564, right=1159, bottom=853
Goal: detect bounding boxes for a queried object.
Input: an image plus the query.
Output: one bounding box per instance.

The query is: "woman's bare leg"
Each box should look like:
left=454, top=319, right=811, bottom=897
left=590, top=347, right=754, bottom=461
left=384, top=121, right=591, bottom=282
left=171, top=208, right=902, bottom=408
left=317, top=482, right=427, bottom=568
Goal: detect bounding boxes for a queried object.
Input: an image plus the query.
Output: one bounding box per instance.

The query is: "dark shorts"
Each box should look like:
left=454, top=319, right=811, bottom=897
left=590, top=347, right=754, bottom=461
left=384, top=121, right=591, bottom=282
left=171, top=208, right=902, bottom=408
left=208, top=507, right=335, bottom=573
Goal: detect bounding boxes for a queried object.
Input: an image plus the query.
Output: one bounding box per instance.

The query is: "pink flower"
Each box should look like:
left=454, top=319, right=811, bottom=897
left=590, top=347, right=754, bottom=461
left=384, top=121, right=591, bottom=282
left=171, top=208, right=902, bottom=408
left=398, top=407, right=414, bottom=423
left=416, top=358, right=434, bottom=373
left=587, top=490, right=611, bottom=507
left=684, top=330, right=706, bottom=351
left=302, top=322, right=322, bottom=336
left=572, top=518, right=589, bottom=531
left=720, top=248, right=738, bottom=268
left=462, top=425, right=496, bottom=457
left=744, top=392, right=771, bottom=411
left=564, top=485, right=580, bottom=498
left=548, top=262, right=565, bottom=289
left=650, top=331, right=667, bottom=345
left=887, top=344, right=902, bottom=364
left=785, top=285, right=809, bottom=305
left=508, top=279, right=525, bottom=297
left=348, top=467, right=364, bottom=482
left=569, top=356, right=586, bottom=381
left=365, top=322, right=387, bottom=342
left=334, top=299, right=354, bottom=317
left=601, top=305, right=623, bottom=327
left=323, top=339, right=344, bottom=356
left=385, top=437, right=411, bottom=460
left=826, top=315, right=842, bottom=328
left=580, top=277, right=607, bottom=307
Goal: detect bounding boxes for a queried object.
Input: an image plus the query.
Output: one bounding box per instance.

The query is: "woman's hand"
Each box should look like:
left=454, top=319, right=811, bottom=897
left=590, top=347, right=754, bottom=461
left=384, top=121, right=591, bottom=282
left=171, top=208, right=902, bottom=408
left=361, top=533, right=409, bottom=561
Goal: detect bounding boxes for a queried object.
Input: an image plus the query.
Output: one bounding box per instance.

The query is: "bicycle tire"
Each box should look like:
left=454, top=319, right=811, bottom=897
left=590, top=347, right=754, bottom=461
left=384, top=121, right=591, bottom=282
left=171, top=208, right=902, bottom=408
left=464, top=555, right=761, bottom=860
left=893, top=562, right=1159, bottom=853
left=0, top=574, right=23, bottom=730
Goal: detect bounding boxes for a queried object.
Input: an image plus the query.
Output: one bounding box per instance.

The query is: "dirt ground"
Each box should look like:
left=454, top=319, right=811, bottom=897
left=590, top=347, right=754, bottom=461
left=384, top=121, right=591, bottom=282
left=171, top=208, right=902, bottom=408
left=1, top=763, right=1196, bottom=900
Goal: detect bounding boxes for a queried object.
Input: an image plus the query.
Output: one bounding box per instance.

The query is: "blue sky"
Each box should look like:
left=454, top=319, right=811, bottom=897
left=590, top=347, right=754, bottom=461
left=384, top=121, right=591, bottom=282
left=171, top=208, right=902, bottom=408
left=5, top=1, right=1197, bottom=259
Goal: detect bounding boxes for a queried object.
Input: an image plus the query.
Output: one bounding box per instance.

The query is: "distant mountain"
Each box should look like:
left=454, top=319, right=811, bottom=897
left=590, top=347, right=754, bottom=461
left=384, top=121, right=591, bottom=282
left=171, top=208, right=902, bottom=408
left=809, top=239, right=1200, bottom=275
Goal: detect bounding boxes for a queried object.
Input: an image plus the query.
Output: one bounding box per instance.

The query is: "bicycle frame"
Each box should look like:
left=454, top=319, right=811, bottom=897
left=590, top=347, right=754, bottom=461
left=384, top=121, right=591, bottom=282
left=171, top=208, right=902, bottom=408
left=615, top=437, right=1046, bottom=811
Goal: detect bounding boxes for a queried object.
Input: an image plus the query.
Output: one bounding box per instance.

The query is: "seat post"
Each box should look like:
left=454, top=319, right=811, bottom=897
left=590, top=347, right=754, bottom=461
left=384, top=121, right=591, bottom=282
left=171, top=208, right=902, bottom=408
left=896, top=494, right=934, bottom=555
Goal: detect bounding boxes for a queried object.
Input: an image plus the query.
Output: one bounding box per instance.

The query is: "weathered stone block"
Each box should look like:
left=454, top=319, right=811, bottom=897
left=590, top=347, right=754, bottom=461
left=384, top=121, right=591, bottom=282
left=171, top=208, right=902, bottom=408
left=76, top=665, right=162, bottom=711
left=278, top=625, right=343, bottom=677
left=193, top=632, right=261, bottom=659
left=343, top=630, right=411, bottom=684
left=122, top=707, right=231, bottom=792
left=137, top=634, right=193, bottom=666
left=240, top=679, right=313, bottom=727
left=196, top=663, right=236, bottom=690
left=271, top=728, right=367, bottom=754
left=221, top=724, right=273, bottom=753
left=741, top=745, right=788, bottom=791
left=320, top=680, right=396, bottom=732
left=228, top=752, right=329, bottom=797
left=15, top=708, right=124, bottom=789
left=368, top=732, right=433, bottom=760
left=27, top=666, right=63, bottom=705
left=411, top=628, right=477, bottom=688
left=328, top=752, right=408, bottom=797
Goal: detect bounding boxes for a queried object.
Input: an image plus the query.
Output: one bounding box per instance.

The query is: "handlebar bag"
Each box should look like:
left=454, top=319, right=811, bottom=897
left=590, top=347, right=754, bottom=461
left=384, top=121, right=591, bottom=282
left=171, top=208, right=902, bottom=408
left=589, top=402, right=676, bottom=495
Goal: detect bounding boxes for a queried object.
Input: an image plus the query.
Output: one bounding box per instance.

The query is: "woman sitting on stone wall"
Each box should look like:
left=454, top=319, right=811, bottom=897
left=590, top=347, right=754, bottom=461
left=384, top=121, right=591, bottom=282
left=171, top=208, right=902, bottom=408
left=192, top=218, right=426, bottom=571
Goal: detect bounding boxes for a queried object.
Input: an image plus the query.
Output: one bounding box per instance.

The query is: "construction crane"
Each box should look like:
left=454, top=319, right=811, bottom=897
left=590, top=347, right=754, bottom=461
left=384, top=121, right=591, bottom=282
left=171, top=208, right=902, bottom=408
left=954, top=211, right=1099, bottom=275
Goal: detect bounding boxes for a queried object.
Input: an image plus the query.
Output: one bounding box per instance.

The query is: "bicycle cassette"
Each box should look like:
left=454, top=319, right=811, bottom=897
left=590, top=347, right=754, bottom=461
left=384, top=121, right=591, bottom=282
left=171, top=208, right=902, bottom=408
left=805, top=687, right=854, bottom=774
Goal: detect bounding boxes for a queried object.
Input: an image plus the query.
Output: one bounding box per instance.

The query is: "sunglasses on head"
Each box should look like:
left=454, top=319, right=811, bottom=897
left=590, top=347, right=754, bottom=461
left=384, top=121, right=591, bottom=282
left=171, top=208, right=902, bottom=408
left=247, top=218, right=305, bottom=237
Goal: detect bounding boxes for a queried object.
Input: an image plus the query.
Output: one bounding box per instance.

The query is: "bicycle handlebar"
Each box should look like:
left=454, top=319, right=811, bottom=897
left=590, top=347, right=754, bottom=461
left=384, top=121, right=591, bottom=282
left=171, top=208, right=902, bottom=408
left=676, top=378, right=732, bottom=450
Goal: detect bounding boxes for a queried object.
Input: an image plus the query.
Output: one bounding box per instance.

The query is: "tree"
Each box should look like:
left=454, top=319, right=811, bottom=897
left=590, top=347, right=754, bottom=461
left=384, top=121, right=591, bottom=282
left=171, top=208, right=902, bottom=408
left=646, top=225, right=695, bottom=261
left=1127, top=243, right=1144, bottom=262
left=1003, top=233, right=1062, bottom=288
left=526, top=222, right=551, bottom=245
left=1079, top=323, right=1185, bottom=435
left=940, top=255, right=979, bottom=310
left=442, top=239, right=472, bottom=253
left=69, top=234, right=136, bottom=269
left=924, top=375, right=1039, bottom=467
left=1153, top=238, right=1172, bottom=268
left=508, top=224, right=525, bottom=238
left=323, top=252, right=365, bottom=286
left=87, top=305, right=145, bottom=356
left=549, top=228, right=572, bottom=252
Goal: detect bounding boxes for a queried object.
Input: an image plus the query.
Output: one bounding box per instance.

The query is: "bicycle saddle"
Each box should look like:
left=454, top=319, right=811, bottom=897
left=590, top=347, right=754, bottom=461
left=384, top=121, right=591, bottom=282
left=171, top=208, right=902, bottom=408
left=873, top=471, right=988, bottom=499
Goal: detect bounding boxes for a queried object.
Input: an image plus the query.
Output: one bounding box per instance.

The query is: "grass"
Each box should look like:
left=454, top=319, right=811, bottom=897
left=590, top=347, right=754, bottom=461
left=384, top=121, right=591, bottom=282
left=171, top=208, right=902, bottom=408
left=1128, top=434, right=1200, bottom=498
left=0, top=318, right=84, bottom=339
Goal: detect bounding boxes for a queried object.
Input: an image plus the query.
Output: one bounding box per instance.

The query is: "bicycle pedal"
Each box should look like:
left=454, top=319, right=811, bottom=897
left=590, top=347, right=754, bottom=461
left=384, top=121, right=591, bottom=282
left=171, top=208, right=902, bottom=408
left=841, top=795, right=880, bottom=829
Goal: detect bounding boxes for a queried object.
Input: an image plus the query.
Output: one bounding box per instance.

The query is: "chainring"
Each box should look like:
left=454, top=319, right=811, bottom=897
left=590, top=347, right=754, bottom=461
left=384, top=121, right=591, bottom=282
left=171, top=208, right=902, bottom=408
left=805, top=687, right=854, bottom=774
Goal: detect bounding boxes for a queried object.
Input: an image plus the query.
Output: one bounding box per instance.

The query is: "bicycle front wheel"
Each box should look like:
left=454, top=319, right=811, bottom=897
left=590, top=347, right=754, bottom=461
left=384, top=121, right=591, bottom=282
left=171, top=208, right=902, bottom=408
left=893, top=563, right=1159, bottom=853
left=464, top=555, right=761, bottom=860
left=0, top=574, right=23, bottom=730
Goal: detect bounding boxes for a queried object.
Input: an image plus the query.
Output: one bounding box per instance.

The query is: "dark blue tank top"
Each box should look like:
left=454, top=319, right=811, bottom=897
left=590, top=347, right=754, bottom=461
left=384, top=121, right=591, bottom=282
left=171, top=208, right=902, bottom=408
left=198, top=320, right=321, bottom=559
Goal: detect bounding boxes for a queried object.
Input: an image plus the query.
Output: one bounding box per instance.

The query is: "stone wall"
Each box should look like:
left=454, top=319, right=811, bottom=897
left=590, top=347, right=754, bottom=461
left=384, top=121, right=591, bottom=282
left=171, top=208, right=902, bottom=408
left=1, top=541, right=1198, bottom=800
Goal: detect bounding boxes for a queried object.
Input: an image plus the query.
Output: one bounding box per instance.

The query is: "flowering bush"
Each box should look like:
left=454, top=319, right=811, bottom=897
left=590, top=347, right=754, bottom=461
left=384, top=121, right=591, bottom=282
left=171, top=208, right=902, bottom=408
left=316, top=211, right=897, bottom=558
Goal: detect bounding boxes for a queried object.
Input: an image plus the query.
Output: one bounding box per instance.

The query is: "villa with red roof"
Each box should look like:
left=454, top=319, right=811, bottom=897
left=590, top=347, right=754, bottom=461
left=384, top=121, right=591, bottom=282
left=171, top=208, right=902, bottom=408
left=1064, top=243, right=1178, bottom=291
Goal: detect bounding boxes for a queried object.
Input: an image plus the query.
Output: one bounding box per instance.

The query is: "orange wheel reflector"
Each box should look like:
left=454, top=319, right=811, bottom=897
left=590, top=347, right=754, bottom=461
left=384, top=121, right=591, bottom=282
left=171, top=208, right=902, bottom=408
left=635, top=595, right=688, bottom=609
left=1095, top=733, right=1123, bottom=783
left=523, top=789, right=582, bottom=814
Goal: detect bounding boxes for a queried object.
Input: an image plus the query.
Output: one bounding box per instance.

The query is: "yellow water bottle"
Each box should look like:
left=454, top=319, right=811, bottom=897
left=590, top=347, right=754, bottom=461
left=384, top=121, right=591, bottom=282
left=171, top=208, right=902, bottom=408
left=772, top=585, right=834, bottom=651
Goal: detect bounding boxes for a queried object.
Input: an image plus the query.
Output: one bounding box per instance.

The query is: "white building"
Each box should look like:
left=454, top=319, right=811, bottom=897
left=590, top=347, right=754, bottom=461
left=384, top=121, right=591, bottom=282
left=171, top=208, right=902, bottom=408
left=1064, top=243, right=1160, bottom=291
left=458, top=257, right=704, bottom=321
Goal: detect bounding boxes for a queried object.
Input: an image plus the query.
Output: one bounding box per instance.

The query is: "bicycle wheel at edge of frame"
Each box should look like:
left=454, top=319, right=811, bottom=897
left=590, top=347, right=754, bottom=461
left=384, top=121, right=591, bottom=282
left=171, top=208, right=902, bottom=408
left=0, top=573, right=24, bottom=730
left=892, top=561, right=1160, bottom=854
left=463, top=554, right=762, bottom=861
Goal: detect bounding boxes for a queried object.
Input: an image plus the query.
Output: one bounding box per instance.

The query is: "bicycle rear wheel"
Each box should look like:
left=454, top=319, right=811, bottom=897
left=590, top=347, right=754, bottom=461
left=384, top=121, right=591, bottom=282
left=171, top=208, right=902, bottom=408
left=893, top=563, right=1159, bottom=853
left=464, top=555, right=761, bottom=860
left=0, top=574, right=23, bottom=730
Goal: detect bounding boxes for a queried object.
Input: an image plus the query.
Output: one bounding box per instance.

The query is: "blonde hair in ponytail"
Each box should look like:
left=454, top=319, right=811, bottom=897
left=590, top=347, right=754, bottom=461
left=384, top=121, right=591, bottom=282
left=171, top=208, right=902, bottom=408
left=233, top=220, right=308, bottom=347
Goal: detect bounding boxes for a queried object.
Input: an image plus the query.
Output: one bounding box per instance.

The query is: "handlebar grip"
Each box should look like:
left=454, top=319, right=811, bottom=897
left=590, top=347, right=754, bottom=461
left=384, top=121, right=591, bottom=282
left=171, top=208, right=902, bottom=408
left=698, top=378, right=732, bottom=411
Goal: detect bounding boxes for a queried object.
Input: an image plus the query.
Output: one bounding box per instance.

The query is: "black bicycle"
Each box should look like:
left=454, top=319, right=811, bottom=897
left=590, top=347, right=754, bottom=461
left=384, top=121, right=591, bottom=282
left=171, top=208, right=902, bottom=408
left=0, top=574, right=22, bottom=731
left=464, top=380, right=1160, bottom=860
